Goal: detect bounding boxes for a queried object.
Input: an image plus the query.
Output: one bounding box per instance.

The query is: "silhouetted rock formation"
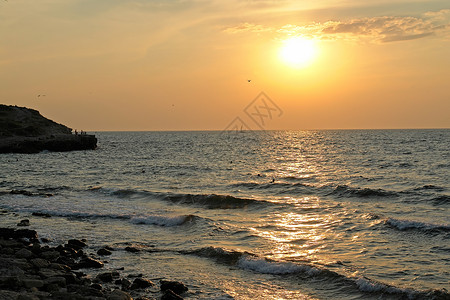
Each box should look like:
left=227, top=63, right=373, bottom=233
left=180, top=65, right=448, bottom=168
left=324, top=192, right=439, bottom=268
left=0, top=104, right=97, bottom=153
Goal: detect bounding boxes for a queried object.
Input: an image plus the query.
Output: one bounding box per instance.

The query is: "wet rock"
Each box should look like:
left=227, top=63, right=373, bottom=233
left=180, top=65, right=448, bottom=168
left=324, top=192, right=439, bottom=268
left=124, top=246, right=140, bottom=253
left=66, top=239, right=87, bottom=250
left=10, top=190, right=33, bottom=196
left=75, top=257, right=104, bottom=269
left=130, top=277, right=155, bottom=290
left=161, top=289, right=184, bottom=300
left=0, top=228, right=39, bottom=240
left=31, top=212, right=51, bottom=218
left=107, top=289, right=132, bottom=300
left=56, top=256, right=76, bottom=267
left=17, top=219, right=30, bottom=227
left=160, top=280, right=188, bottom=295
left=97, top=248, right=112, bottom=256
left=116, top=278, right=131, bottom=290
left=96, top=271, right=114, bottom=283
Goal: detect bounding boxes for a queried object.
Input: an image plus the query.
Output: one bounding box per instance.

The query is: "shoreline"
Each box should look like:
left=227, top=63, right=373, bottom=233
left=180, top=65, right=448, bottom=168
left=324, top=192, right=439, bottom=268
left=0, top=225, right=188, bottom=300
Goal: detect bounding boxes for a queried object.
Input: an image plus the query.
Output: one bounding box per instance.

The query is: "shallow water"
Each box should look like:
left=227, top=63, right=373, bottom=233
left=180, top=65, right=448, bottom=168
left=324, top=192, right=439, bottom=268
left=1, top=130, right=449, bottom=299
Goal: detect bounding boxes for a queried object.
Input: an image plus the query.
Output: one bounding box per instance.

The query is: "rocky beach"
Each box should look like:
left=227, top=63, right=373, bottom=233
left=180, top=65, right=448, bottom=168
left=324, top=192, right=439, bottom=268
left=0, top=223, right=189, bottom=300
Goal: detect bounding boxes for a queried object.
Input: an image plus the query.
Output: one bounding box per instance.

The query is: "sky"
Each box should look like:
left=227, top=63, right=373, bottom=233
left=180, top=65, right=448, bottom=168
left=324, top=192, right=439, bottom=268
left=1, top=0, right=449, bottom=131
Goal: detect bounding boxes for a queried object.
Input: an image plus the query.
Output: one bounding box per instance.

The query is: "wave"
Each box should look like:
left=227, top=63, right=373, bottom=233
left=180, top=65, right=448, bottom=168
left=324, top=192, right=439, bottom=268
left=229, top=181, right=316, bottom=195
left=160, top=193, right=270, bottom=209
left=386, top=218, right=450, bottom=233
left=330, top=185, right=399, bottom=198
left=413, top=185, right=446, bottom=192
left=1, top=203, right=196, bottom=227
left=131, top=214, right=195, bottom=227
left=97, top=187, right=272, bottom=209
left=237, top=256, right=320, bottom=276
left=184, top=246, right=449, bottom=299
left=430, top=195, right=450, bottom=205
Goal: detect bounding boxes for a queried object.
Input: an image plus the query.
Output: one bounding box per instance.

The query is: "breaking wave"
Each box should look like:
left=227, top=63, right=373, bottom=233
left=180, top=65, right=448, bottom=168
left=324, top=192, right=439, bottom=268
left=330, top=185, right=399, bottom=198
left=183, top=246, right=449, bottom=299
left=100, top=187, right=272, bottom=209
left=386, top=218, right=450, bottom=233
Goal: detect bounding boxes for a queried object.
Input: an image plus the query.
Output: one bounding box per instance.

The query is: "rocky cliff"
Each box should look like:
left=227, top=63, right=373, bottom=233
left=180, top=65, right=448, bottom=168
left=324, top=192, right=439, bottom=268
left=0, top=105, right=97, bottom=153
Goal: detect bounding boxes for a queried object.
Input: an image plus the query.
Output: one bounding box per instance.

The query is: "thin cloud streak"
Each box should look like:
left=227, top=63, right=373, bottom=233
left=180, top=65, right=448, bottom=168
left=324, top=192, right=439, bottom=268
left=224, top=9, right=450, bottom=43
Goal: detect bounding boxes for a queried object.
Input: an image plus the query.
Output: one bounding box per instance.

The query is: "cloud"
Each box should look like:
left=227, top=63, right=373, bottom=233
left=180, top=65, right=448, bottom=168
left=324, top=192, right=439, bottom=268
left=224, top=9, right=450, bottom=43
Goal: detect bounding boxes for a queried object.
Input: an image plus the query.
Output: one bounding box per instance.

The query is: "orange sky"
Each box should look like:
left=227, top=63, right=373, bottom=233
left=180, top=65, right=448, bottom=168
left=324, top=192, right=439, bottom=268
left=1, top=1, right=449, bottom=131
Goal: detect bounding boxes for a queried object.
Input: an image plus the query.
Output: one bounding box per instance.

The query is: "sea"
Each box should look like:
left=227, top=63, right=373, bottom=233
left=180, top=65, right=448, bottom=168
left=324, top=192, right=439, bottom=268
left=0, top=130, right=449, bottom=299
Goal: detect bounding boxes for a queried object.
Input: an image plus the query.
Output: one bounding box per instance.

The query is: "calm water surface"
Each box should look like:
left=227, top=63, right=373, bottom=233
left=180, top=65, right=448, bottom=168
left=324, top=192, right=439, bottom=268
left=1, top=130, right=449, bottom=299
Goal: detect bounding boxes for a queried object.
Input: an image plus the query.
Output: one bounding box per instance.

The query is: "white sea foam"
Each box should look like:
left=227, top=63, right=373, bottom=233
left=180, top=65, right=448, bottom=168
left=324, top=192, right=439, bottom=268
left=355, top=277, right=412, bottom=296
left=386, top=218, right=450, bottom=231
left=131, top=214, right=193, bottom=227
left=237, top=256, right=320, bottom=275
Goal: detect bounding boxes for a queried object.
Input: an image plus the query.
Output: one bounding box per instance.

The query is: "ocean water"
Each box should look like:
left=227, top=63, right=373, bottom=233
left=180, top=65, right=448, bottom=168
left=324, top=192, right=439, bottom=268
left=0, top=130, right=449, bottom=299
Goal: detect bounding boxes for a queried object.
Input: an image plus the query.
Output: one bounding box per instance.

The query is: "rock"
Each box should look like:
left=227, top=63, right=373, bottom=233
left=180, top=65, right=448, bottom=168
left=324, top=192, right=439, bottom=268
left=44, top=276, right=66, bottom=287
left=130, top=277, right=155, bottom=289
left=15, top=248, right=34, bottom=259
left=22, top=279, right=44, bottom=289
left=0, top=228, right=38, bottom=240
left=75, top=257, right=104, bottom=269
left=90, top=283, right=103, bottom=290
left=160, top=280, right=188, bottom=295
left=61, top=273, right=78, bottom=285
left=0, top=104, right=97, bottom=154
left=97, top=248, right=112, bottom=256
left=30, top=258, right=50, bottom=268
left=116, top=278, right=131, bottom=290
left=40, top=250, right=59, bottom=260
left=30, top=243, right=42, bottom=255
left=66, top=239, right=87, bottom=250
left=96, top=272, right=114, bottom=283
left=17, top=219, right=30, bottom=227
left=0, top=290, right=20, bottom=299
left=17, top=293, right=40, bottom=300
left=161, top=289, right=184, bottom=300
left=125, top=246, right=140, bottom=253
left=67, top=284, right=104, bottom=297
left=31, top=212, right=51, bottom=218
left=0, top=238, right=23, bottom=248
left=10, top=190, right=33, bottom=196
left=107, top=289, right=132, bottom=300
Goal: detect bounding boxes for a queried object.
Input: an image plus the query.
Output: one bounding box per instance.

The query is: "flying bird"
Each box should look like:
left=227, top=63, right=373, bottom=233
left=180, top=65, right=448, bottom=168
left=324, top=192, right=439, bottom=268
left=247, top=80, right=251, bottom=82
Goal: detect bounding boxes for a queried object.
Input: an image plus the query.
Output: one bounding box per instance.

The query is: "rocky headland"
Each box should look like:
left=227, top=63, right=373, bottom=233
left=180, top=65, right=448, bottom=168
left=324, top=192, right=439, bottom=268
left=0, top=104, right=97, bottom=154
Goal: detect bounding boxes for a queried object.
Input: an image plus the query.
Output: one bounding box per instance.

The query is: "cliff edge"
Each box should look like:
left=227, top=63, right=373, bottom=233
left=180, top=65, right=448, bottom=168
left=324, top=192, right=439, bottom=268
left=0, top=104, right=97, bottom=153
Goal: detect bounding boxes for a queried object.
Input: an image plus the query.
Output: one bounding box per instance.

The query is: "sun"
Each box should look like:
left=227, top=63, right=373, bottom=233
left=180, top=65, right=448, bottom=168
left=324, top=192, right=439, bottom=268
left=279, top=37, right=317, bottom=67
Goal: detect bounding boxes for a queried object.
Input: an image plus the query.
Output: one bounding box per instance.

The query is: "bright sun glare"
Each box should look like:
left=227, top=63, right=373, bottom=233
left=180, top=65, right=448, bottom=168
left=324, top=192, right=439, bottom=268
left=280, top=37, right=317, bottom=67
